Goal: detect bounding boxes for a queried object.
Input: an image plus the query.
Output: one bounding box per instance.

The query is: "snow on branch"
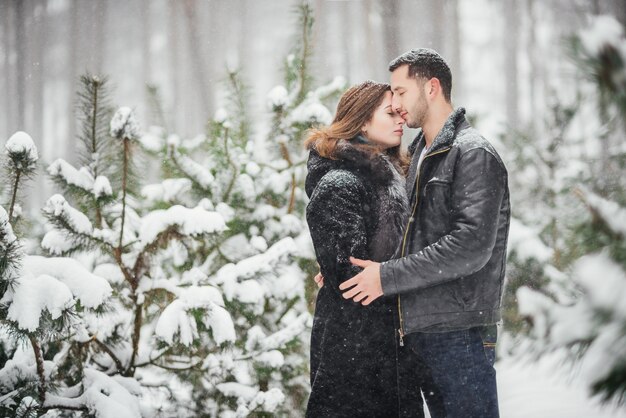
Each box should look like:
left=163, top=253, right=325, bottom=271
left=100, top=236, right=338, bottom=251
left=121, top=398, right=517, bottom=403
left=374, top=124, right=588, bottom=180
left=6, top=131, right=38, bottom=163
left=141, top=178, right=192, bottom=205
left=3, top=256, right=111, bottom=332
left=110, top=107, right=140, bottom=141
left=138, top=205, right=227, bottom=247
left=43, top=194, right=93, bottom=235
left=576, top=186, right=626, bottom=237
left=171, top=150, right=215, bottom=191
left=154, top=284, right=235, bottom=346
left=43, top=369, right=141, bottom=418
left=4, top=273, right=74, bottom=332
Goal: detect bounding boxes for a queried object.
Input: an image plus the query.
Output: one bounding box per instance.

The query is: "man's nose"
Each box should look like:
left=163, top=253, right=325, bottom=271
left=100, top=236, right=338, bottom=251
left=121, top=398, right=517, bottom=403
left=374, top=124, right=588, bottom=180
left=391, top=95, right=401, bottom=112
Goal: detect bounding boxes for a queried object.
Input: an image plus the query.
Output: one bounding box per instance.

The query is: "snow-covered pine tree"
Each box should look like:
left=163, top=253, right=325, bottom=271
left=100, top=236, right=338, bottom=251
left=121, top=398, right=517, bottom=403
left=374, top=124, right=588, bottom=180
left=0, top=3, right=344, bottom=417
left=136, top=4, right=344, bottom=415
left=498, top=97, right=584, bottom=335
left=516, top=15, right=626, bottom=405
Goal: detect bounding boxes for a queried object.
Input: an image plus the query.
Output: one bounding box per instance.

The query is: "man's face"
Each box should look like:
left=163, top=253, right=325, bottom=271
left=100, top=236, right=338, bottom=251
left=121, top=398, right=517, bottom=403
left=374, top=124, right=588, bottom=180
left=390, top=65, right=429, bottom=129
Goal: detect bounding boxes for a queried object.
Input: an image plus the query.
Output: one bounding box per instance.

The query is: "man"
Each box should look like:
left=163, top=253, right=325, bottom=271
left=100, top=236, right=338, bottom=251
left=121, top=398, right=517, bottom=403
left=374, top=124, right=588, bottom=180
left=337, top=48, right=510, bottom=417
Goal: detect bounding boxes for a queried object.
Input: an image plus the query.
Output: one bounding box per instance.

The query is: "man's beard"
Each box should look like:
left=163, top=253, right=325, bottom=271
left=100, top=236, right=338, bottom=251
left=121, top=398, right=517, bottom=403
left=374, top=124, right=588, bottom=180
left=407, top=92, right=428, bottom=129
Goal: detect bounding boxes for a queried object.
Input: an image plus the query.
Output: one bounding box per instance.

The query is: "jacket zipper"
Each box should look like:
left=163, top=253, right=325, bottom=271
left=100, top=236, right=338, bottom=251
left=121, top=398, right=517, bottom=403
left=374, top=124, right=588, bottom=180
left=397, top=147, right=451, bottom=346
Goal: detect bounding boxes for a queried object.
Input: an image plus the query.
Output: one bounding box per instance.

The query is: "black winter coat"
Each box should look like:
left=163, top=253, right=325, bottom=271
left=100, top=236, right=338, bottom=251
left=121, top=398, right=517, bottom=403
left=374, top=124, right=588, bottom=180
left=305, top=139, right=421, bottom=417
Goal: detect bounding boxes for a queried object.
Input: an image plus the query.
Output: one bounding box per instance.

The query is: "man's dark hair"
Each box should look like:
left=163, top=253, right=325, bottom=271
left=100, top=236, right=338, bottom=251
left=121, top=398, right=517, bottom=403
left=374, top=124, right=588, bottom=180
left=389, top=48, right=452, bottom=102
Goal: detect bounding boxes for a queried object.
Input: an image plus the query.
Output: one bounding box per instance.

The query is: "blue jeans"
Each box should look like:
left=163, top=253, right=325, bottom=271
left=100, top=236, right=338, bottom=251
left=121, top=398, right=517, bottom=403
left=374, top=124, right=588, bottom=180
left=405, top=326, right=499, bottom=418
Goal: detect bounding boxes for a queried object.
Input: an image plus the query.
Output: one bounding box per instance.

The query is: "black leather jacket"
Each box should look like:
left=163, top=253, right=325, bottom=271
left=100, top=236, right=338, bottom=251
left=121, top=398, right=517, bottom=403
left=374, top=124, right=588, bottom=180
left=380, top=108, right=511, bottom=336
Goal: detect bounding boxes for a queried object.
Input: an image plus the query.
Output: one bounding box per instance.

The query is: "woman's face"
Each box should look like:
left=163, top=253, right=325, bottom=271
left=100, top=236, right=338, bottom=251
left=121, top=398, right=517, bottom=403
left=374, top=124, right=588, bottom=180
left=362, top=91, right=404, bottom=149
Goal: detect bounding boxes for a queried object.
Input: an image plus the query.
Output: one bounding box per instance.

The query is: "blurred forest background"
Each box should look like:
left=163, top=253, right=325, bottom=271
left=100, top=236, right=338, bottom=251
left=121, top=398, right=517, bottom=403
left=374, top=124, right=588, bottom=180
left=1, top=0, right=625, bottom=208
left=1, top=0, right=626, bottom=416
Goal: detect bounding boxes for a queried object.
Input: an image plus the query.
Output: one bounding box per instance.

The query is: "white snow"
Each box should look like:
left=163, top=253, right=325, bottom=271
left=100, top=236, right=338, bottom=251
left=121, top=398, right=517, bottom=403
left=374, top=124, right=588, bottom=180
left=173, top=151, right=215, bottom=189
left=289, top=98, right=332, bottom=125
left=0, top=205, right=17, bottom=243
left=43, top=194, right=93, bottom=235
left=574, top=252, right=626, bottom=319
left=22, top=255, right=112, bottom=309
left=214, top=107, right=229, bottom=123
left=580, top=187, right=626, bottom=237
left=253, top=350, right=284, bottom=368
left=5, top=273, right=74, bottom=331
left=507, top=217, right=553, bottom=262
left=138, top=131, right=164, bottom=152
left=153, top=280, right=235, bottom=346
left=44, top=369, right=142, bottom=418
left=245, top=161, right=261, bottom=176
left=245, top=388, right=285, bottom=414
left=216, top=382, right=257, bottom=402
left=41, top=229, right=76, bottom=255
left=110, top=107, right=140, bottom=140
left=141, top=178, right=192, bottom=203
left=215, top=202, right=235, bottom=223
left=47, top=159, right=94, bottom=191
left=6, top=131, right=38, bottom=161
left=497, top=353, right=626, bottom=418
left=94, top=175, right=113, bottom=199
left=155, top=299, right=198, bottom=346
left=267, top=85, right=289, bottom=110
left=207, top=304, right=237, bottom=345
left=139, top=205, right=227, bottom=245
left=580, top=15, right=624, bottom=55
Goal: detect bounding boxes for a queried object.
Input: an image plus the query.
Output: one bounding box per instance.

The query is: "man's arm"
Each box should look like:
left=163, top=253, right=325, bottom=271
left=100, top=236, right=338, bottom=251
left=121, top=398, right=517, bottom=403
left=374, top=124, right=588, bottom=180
left=380, top=148, right=507, bottom=296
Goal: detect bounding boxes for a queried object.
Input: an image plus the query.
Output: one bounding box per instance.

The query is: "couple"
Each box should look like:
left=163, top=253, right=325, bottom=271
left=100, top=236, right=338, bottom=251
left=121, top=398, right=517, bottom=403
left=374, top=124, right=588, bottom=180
left=304, top=49, right=510, bottom=417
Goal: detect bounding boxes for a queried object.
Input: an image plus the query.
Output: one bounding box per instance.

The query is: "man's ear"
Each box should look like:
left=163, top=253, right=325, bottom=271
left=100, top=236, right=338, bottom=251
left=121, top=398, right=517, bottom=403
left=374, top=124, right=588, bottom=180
left=428, top=77, right=442, bottom=98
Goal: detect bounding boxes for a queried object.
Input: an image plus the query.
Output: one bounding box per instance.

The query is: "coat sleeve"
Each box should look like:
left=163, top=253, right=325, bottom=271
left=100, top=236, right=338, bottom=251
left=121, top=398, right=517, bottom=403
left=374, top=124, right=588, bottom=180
left=380, top=148, right=507, bottom=295
left=306, top=171, right=370, bottom=295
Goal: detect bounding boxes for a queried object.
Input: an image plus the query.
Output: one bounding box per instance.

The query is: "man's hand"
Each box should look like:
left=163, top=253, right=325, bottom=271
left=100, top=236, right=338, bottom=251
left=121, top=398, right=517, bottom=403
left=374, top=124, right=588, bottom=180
left=339, top=257, right=383, bottom=305
left=313, top=272, right=324, bottom=288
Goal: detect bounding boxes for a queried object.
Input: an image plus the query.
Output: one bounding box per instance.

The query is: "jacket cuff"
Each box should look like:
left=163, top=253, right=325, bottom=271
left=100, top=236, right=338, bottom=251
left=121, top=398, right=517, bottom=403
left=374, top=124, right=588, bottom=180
left=380, top=261, right=399, bottom=296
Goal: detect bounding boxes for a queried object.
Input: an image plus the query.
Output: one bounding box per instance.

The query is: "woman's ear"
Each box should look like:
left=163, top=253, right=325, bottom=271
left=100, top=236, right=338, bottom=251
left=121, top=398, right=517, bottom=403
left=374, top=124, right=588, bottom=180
left=361, top=122, right=370, bottom=136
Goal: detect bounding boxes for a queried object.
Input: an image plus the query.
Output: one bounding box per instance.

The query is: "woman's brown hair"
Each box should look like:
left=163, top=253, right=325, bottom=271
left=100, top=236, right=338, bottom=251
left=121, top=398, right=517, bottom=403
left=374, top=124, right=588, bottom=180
left=305, top=80, right=409, bottom=173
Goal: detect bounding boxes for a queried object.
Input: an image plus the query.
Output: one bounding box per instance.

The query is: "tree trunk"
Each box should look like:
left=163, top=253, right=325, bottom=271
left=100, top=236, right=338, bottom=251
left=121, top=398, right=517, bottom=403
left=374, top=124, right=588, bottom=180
left=66, top=0, right=79, bottom=164
left=182, top=0, right=212, bottom=120
left=504, top=0, right=519, bottom=129
left=2, top=1, right=15, bottom=136
left=168, top=0, right=181, bottom=134
left=15, top=0, right=27, bottom=130
left=526, top=0, right=539, bottom=134
left=381, top=0, right=400, bottom=64
left=141, top=0, right=152, bottom=126
left=32, top=0, right=46, bottom=210
left=446, top=0, right=462, bottom=104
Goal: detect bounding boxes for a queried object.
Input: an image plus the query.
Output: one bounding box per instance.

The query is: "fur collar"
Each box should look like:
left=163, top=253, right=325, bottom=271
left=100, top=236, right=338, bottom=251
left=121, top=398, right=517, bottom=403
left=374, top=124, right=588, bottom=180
left=305, top=139, right=401, bottom=198
left=408, top=107, right=467, bottom=156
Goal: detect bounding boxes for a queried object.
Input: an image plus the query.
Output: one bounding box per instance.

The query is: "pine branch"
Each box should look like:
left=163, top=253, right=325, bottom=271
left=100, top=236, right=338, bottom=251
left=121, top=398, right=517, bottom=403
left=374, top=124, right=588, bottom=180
left=146, top=84, right=169, bottom=134
left=8, top=170, right=20, bottom=221
left=296, top=2, right=313, bottom=104
left=85, top=335, right=125, bottom=373
left=221, top=128, right=239, bottom=203
left=279, top=143, right=297, bottom=213
left=118, top=138, right=130, bottom=251
left=126, top=302, right=143, bottom=377
left=28, top=334, right=46, bottom=406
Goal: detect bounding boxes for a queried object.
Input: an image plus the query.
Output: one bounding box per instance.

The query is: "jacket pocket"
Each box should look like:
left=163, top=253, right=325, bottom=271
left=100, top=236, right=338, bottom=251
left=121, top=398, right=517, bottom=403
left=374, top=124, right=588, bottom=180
left=422, top=179, right=452, bottom=233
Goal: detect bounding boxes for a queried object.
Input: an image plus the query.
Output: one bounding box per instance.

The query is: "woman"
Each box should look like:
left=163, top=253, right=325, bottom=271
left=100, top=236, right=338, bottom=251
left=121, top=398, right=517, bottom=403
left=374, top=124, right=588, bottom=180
left=304, top=81, right=437, bottom=417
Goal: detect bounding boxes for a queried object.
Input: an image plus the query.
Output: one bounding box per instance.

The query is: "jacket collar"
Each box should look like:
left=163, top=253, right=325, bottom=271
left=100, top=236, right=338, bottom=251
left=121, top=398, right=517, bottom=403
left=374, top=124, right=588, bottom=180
left=408, top=107, right=468, bottom=156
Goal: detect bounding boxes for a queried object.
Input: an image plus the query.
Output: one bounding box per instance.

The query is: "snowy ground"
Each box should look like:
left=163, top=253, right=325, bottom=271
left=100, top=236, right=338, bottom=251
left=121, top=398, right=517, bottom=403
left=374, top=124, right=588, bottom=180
left=497, top=354, right=626, bottom=418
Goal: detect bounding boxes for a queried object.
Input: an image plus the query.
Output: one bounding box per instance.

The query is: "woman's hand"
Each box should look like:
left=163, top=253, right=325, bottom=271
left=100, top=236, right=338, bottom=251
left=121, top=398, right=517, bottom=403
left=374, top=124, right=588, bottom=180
left=314, top=272, right=324, bottom=288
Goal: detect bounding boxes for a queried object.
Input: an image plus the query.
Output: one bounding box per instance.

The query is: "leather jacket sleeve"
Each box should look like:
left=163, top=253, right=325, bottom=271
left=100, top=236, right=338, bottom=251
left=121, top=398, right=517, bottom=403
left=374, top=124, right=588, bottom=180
left=306, top=172, right=369, bottom=295
left=380, top=148, right=507, bottom=296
